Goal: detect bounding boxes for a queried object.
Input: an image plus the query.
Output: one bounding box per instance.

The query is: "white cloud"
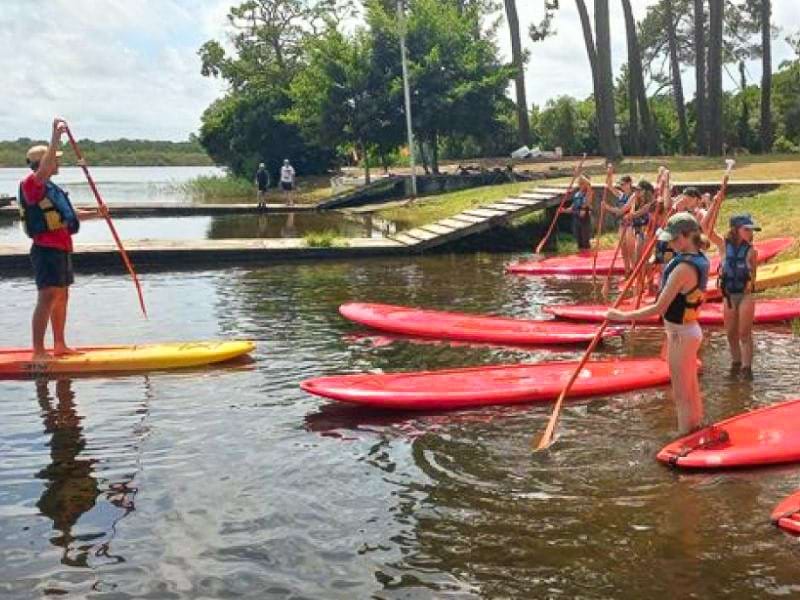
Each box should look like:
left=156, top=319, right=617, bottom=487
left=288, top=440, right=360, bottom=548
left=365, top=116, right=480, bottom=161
left=1, top=0, right=797, bottom=141
left=0, top=0, right=233, bottom=141
left=500, top=0, right=800, bottom=109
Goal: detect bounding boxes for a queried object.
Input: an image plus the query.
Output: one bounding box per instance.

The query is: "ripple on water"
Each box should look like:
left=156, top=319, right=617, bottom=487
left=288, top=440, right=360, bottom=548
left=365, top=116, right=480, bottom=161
left=2, top=254, right=800, bottom=598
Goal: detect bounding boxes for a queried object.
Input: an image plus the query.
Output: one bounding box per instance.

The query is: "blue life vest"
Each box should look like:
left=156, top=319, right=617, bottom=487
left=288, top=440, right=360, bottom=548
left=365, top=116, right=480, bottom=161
left=720, top=241, right=752, bottom=295
left=616, top=192, right=629, bottom=209
left=571, top=190, right=590, bottom=220
left=660, top=252, right=709, bottom=324
left=18, top=181, right=79, bottom=238
left=654, top=240, right=675, bottom=265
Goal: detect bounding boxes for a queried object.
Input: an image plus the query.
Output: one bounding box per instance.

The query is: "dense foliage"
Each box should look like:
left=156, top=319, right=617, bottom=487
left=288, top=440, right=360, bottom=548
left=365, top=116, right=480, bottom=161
left=0, top=138, right=211, bottom=168
left=198, top=0, right=800, bottom=173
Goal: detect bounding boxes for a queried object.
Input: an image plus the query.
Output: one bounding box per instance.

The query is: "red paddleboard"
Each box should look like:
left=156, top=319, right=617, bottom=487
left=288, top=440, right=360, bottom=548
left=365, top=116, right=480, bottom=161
left=771, top=490, right=800, bottom=535
left=508, top=237, right=795, bottom=277
left=339, top=303, right=623, bottom=345
left=300, top=357, right=673, bottom=410
left=545, top=297, right=800, bottom=325
left=657, top=398, right=800, bottom=469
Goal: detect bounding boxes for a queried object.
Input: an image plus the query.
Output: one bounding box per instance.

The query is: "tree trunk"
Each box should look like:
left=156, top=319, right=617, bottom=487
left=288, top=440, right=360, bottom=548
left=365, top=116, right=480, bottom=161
left=694, top=0, right=708, bottom=154
left=362, top=141, right=371, bottom=184
left=761, top=0, right=773, bottom=152
left=594, top=0, right=622, bottom=159
left=431, top=132, right=440, bottom=174
left=575, top=0, right=600, bottom=121
left=504, top=0, right=531, bottom=147
left=622, top=1, right=639, bottom=154
left=621, top=0, right=658, bottom=155
left=707, top=0, right=724, bottom=156
left=665, top=0, right=689, bottom=154
left=738, top=61, right=751, bottom=149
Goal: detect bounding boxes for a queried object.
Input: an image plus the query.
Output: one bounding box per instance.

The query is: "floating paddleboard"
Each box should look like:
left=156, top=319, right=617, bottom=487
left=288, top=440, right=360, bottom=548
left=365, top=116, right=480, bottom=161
left=339, top=303, right=623, bottom=345
left=545, top=297, right=800, bottom=325
left=300, top=357, right=673, bottom=410
left=771, top=490, right=800, bottom=535
left=507, top=237, right=795, bottom=277
left=657, top=398, right=800, bottom=469
left=0, top=340, right=255, bottom=377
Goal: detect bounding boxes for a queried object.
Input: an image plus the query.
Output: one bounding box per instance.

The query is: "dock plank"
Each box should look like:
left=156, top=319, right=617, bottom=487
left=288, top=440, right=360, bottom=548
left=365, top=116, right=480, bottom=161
left=462, top=208, right=508, bottom=219
left=437, top=218, right=475, bottom=230
left=419, top=223, right=456, bottom=236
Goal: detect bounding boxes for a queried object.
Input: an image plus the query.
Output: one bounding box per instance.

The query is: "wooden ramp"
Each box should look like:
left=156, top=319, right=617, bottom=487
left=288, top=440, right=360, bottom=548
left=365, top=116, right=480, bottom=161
left=386, top=187, right=561, bottom=251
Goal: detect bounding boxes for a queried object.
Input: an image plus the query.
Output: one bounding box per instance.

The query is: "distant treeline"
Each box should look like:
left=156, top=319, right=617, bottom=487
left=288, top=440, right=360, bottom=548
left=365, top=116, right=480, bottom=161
left=0, top=137, right=213, bottom=167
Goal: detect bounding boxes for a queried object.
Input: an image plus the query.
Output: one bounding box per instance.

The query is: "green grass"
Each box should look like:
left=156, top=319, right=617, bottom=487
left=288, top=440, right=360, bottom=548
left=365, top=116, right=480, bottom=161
left=183, top=174, right=334, bottom=204
left=377, top=181, right=535, bottom=228
left=303, top=230, right=348, bottom=248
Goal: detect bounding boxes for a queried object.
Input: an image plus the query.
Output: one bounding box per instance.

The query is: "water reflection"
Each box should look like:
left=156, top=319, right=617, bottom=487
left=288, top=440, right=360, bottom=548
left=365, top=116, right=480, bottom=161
left=34, top=378, right=145, bottom=568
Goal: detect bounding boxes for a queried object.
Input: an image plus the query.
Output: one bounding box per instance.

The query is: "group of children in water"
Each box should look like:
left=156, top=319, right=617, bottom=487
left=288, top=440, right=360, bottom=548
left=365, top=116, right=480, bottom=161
left=561, top=170, right=759, bottom=435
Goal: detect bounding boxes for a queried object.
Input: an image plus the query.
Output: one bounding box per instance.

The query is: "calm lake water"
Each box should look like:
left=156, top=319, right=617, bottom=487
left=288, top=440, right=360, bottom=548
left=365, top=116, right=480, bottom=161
left=0, top=166, right=394, bottom=240
left=1, top=253, right=800, bottom=598
left=0, top=166, right=225, bottom=204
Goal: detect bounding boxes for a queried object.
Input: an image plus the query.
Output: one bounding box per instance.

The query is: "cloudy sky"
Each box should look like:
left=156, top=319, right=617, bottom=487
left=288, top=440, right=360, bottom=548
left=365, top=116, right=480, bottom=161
left=2, top=0, right=798, bottom=142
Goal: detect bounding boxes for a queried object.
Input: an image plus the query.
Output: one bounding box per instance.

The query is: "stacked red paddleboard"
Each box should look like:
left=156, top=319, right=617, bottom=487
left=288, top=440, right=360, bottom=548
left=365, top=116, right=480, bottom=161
left=506, top=237, right=794, bottom=277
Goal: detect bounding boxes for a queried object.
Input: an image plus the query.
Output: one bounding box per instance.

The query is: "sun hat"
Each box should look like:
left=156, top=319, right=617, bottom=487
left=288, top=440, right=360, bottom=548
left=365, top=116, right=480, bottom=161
left=657, top=212, right=701, bottom=242
left=729, top=213, right=761, bottom=231
left=26, top=144, right=62, bottom=163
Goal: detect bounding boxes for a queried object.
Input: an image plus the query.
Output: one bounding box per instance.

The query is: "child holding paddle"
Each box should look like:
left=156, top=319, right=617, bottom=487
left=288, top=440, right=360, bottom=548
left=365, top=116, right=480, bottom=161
left=607, top=213, right=710, bottom=434
left=708, top=214, right=760, bottom=379
left=560, top=174, right=594, bottom=250
left=603, top=175, right=635, bottom=276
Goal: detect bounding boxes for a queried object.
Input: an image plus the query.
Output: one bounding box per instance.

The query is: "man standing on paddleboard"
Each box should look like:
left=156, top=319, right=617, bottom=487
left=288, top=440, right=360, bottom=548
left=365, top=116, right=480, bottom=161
left=18, top=118, right=107, bottom=361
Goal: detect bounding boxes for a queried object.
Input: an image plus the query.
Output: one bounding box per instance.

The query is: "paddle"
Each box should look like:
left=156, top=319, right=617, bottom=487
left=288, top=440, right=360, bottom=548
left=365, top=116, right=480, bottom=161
left=533, top=229, right=660, bottom=451
left=706, top=159, right=736, bottom=231
left=591, top=164, right=613, bottom=288
left=64, top=125, right=148, bottom=318
left=629, top=169, right=671, bottom=331
left=535, top=153, right=587, bottom=254
left=600, top=224, right=627, bottom=301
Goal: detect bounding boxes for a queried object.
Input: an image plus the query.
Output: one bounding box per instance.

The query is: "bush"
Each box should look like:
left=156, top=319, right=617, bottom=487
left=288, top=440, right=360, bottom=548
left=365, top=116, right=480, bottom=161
left=303, top=230, right=347, bottom=248
left=773, top=136, right=800, bottom=154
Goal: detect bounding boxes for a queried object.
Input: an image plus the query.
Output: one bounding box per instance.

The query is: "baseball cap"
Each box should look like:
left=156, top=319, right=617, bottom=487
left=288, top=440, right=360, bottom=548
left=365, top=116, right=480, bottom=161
left=729, top=213, right=761, bottom=231
left=657, top=212, right=701, bottom=242
left=682, top=186, right=701, bottom=198
left=26, top=144, right=62, bottom=163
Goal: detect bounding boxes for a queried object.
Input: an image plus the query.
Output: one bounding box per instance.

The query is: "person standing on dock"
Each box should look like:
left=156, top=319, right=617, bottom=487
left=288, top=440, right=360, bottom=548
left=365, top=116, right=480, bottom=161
left=255, top=162, right=270, bottom=209
left=280, top=159, right=296, bottom=206
left=561, top=174, right=594, bottom=251
left=18, top=118, right=106, bottom=361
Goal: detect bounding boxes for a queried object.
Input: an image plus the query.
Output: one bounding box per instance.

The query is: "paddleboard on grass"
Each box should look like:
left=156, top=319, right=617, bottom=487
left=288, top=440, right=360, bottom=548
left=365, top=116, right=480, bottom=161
left=657, top=398, right=800, bottom=469
left=618, top=257, right=800, bottom=302
left=0, top=340, right=255, bottom=377
left=300, top=357, right=674, bottom=411
left=545, top=297, right=800, bottom=325
left=339, top=302, right=624, bottom=345
left=771, top=490, right=800, bottom=535
left=508, top=237, right=795, bottom=277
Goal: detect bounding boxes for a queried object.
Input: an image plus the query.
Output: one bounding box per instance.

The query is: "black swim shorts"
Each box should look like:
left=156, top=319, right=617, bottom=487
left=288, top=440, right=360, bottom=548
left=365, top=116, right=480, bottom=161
left=30, top=245, right=74, bottom=290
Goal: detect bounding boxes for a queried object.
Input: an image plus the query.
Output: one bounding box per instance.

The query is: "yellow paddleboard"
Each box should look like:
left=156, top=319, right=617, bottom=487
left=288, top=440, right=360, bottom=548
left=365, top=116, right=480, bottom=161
left=0, top=340, right=256, bottom=377
left=754, top=258, right=800, bottom=292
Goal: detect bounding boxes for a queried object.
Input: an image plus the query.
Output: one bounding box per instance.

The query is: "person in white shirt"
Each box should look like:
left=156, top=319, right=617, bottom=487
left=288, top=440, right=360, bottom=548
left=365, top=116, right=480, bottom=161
left=280, top=159, right=296, bottom=205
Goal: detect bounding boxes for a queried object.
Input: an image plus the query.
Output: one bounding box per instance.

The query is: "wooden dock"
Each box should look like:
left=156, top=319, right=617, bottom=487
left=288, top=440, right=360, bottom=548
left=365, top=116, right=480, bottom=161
left=0, top=179, right=793, bottom=274
left=0, top=186, right=563, bottom=273
left=0, top=202, right=316, bottom=220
